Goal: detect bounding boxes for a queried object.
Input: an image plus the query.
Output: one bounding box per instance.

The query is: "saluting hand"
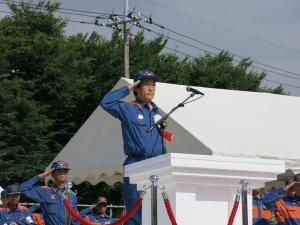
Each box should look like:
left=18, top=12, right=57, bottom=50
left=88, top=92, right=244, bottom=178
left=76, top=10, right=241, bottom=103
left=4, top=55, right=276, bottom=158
left=39, top=169, right=53, bottom=178
left=283, top=181, right=296, bottom=191
left=90, top=204, right=96, bottom=210
left=9, top=222, right=18, bottom=225
left=128, top=80, right=141, bottom=92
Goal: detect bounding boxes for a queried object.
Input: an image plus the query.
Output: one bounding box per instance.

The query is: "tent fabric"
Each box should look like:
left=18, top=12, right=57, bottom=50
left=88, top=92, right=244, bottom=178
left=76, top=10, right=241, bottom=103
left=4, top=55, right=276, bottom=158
left=48, top=78, right=300, bottom=184
left=0, top=186, right=3, bottom=205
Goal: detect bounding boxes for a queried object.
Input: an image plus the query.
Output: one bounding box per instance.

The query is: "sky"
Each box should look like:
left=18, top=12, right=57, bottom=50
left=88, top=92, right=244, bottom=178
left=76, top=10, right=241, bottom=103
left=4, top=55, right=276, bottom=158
left=1, top=0, right=300, bottom=96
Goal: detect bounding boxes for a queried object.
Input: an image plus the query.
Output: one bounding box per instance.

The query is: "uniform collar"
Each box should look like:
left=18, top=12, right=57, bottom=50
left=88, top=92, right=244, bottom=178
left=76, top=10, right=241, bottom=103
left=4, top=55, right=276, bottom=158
left=95, top=212, right=109, bottom=218
left=135, top=98, right=158, bottom=111
left=7, top=206, right=22, bottom=213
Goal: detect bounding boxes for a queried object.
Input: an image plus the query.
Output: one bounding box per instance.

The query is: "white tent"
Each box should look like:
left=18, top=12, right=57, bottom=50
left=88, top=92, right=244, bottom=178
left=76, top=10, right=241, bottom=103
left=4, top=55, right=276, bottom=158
left=0, top=186, right=3, bottom=205
left=48, top=78, right=300, bottom=185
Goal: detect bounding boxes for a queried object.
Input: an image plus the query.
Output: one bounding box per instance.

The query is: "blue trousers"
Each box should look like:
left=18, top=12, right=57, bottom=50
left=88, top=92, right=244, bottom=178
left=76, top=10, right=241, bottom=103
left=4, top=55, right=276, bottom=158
left=122, top=157, right=145, bottom=225
left=122, top=176, right=142, bottom=225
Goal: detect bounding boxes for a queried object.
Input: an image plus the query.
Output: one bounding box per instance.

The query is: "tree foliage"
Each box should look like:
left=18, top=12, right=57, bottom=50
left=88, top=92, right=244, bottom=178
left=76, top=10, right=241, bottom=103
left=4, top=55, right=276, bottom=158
left=0, top=0, right=285, bottom=197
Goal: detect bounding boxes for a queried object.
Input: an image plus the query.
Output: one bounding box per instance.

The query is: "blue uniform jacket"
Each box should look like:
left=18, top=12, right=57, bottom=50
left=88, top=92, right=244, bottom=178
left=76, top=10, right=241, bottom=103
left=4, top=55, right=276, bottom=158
left=263, top=188, right=300, bottom=225
left=100, top=85, right=163, bottom=164
left=252, top=193, right=273, bottom=225
left=20, top=175, right=80, bottom=225
left=0, top=206, right=34, bottom=225
left=79, top=208, right=114, bottom=224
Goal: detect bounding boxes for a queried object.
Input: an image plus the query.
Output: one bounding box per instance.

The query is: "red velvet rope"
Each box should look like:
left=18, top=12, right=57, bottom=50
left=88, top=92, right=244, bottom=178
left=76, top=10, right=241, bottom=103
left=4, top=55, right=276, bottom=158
left=63, top=196, right=143, bottom=225
left=163, top=197, right=178, bottom=225
left=227, top=194, right=240, bottom=225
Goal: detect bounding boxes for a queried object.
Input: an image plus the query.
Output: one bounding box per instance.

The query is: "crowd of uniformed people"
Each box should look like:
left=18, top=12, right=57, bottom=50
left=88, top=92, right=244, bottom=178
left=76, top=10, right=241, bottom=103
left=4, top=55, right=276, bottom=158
left=2, top=161, right=300, bottom=225
left=2, top=70, right=300, bottom=225
left=0, top=161, right=115, bottom=225
left=252, top=173, right=300, bottom=225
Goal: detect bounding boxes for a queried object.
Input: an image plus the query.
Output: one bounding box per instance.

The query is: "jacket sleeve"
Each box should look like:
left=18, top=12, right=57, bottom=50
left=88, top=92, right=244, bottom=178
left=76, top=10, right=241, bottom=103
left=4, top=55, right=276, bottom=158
left=20, top=175, right=49, bottom=203
left=14, top=211, right=35, bottom=225
left=100, top=85, right=130, bottom=120
left=79, top=207, right=92, bottom=217
left=263, top=188, right=285, bottom=210
left=0, top=212, right=5, bottom=225
left=27, top=204, right=40, bottom=213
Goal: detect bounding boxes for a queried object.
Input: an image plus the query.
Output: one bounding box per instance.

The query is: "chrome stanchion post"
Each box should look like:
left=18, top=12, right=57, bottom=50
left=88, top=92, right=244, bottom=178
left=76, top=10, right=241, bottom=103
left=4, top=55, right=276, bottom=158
left=240, top=180, right=249, bottom=225
left=150, top=175, right=159, bottom=225
left=64, top=180, right=73, bottom=225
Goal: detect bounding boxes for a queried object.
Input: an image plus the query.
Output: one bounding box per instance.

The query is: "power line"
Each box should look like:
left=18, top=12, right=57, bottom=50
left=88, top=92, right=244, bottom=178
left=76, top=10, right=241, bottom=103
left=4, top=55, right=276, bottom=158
left=0, top=10, right=10, bottom=14
left=162, top=48, right=300, bottom=89
left=0, top=0, right=120, bottom=17
left=141, top=38, right=300, bottom=90
left=144, top=17, right=300, bottom=78
left=138, top=0, right=300, bottom=54
left=0, top=0, right=125, bottom=22
left=263, top=79, right=300, bottom=89
left=1, top=7, right=300, bottom=90
left=64, top=17, right=300, bottom=89
left=139, top=25, right=300, bottom=82
left=4, top=0, right=300, bottom=79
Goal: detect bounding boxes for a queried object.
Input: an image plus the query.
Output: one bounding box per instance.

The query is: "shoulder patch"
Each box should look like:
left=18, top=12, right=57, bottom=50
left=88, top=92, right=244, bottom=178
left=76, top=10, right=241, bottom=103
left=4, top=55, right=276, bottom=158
left=40, top=186, right=56, bottom=192
left=128, top=100, right=142, bottom=109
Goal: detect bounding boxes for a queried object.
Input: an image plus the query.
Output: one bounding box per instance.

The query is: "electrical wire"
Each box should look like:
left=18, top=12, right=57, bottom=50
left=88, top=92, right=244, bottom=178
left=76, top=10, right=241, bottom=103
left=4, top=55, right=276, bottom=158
left=1, top=6, right=300, bottom=89
left=138, top=0, right=300, bottom=54
left=138, top=24, right=300, bottom=82
left=141, top=16, right=300, bottom=78
left=0, top=0, right=121, bottom=16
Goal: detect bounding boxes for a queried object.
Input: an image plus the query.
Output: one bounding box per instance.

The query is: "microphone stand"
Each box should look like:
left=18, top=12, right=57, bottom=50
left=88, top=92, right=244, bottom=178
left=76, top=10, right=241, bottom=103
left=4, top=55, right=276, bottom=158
left=147, top=92, right=196, bottom=154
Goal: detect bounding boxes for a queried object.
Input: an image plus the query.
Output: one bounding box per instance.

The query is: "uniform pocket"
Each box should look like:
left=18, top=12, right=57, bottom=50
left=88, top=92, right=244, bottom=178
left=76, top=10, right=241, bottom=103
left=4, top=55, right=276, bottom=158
left=47, top=201, right=59, bottom=214
left=131, top=118, right=147, bottom=138
left=131, top=118, right=147, bottom=126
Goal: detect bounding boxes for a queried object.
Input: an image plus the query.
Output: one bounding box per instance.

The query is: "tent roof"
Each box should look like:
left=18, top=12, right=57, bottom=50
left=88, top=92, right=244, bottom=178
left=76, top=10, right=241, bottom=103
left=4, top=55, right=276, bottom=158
left=48, top=78, right=300, bottom=184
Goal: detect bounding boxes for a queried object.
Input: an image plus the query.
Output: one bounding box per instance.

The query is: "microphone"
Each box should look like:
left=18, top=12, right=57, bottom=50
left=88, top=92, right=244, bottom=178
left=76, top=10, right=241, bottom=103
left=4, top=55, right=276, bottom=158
left=65, top=180, right=73, bottom=192
left=186, top=86, right=204, bottom=95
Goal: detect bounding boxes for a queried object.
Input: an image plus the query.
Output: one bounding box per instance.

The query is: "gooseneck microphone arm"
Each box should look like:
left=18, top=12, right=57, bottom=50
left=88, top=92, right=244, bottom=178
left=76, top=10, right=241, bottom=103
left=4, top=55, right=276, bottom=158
left=147, top=92, right=196, bottom=134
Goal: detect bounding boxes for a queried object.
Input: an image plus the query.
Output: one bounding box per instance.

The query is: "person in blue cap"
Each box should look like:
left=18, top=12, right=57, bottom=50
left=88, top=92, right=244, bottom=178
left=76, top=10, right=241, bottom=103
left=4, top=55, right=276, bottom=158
left=79, top=196, right=114, bottom=224
left=263, top=173, right=300, bottom=225
left=100, top=70, right=164, bottom=225
left=20, top=161, right=80, bottom=225
left=0, top=184, right=35, bottom=225
left=0, top=189, right=8, bottom=210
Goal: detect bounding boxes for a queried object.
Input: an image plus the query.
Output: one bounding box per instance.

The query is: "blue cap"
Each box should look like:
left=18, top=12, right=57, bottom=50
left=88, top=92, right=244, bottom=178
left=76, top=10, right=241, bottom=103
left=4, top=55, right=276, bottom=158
left=6, top=184, right=21, bottom=195
left=132, top=70, right=159, bottom=82
left=285, top=179, right=293, bottom=186
left=1, top=189, right=7, bottom=198
left=51, top=161, right=70, bottom=170
left=293, top=173, right=300, bottom=183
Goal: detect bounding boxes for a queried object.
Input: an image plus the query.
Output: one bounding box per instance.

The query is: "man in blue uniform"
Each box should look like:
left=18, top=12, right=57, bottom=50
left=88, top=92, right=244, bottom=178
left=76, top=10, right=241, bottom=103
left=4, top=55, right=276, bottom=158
left=20, top=161, right=80, bottom=225
left=79, top=196, right=114, bottom=224
left=100, top=70, right=164, bottom=225
left=0, top=189, right=8, bottom=210
left=263, top=173, right=300, bottom=225
left=252, top=188, right=273, bottom=225
left=0, top=184, right=34, bottom=225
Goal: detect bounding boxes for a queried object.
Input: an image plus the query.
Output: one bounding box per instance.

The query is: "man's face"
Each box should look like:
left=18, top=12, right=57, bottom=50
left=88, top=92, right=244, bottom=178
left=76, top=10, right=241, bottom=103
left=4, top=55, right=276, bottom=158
left=287, top=186, right=296, bottom=197
left=253, top=188, right=263, bottom=197
left=7, top=194, right=20, bottom=206
left=134, top=79, right=156, bottom=103
left=0, top=197, right=8, bottom=206
left=293, top=183, right=300, bottom=196
left=52, top=169, right=69, bottom=183
left=97, top=203, right=108, bottom=215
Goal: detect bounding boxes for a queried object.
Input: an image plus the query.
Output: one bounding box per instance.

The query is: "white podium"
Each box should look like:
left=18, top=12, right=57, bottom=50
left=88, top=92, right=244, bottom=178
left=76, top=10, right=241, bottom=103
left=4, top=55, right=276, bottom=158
left=124, top=153, right=285, bottom=225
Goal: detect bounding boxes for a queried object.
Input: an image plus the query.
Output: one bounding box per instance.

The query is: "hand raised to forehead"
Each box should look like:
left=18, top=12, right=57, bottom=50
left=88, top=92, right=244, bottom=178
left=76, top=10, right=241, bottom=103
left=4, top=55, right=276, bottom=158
left=39, top=169, right=54, bottom=178
left=128, top=80, right=141, bottom=91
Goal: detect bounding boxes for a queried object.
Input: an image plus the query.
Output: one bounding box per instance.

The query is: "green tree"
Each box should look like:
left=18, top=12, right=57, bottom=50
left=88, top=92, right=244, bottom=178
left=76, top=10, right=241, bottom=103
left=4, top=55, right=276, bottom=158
left=0, top=0, right=285, bottom=190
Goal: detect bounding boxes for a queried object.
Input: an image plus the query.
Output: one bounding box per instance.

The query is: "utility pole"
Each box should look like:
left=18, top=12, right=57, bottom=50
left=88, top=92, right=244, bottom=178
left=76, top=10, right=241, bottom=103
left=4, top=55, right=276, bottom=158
left=123, top=0, right=130, bottom=78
